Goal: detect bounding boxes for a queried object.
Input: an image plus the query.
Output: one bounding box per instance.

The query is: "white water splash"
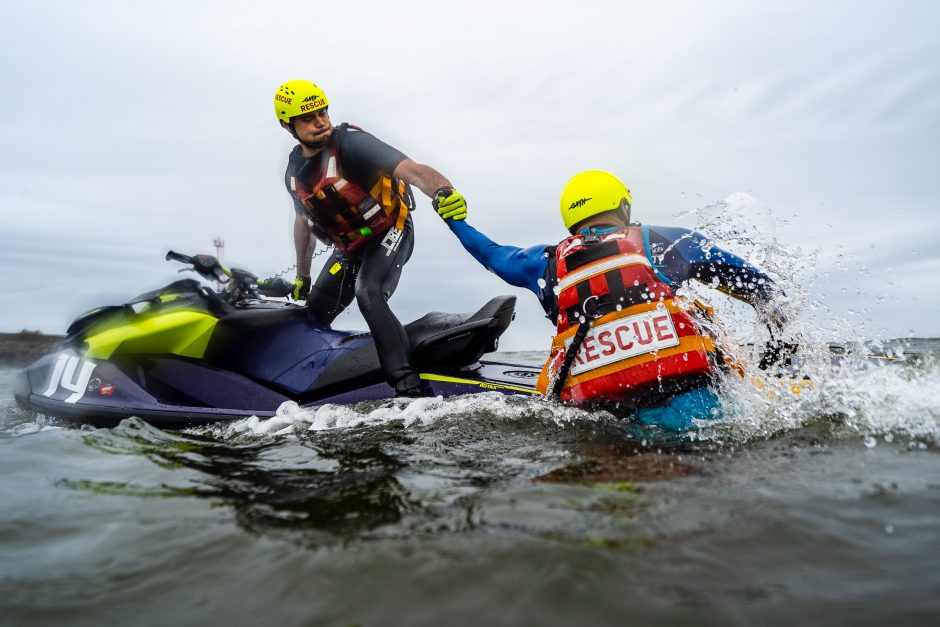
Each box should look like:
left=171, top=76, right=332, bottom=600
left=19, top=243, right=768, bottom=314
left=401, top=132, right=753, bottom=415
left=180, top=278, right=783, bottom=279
left=696, top=351, right=940, bottom=445
left=812, top=354, right=940, bottom=442
left=672, top=193, right=816, bottom=345
left=675, top=192, right=903, bottom=355
left=187, top=392, right=612, bottom=441
left=674, top=193, right=939, bottom=444
left=1, top=421, right=63, bottom=438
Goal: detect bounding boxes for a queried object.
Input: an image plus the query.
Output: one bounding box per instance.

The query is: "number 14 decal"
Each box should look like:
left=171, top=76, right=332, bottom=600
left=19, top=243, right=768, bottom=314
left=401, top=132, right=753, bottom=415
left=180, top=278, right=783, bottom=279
left=43, top=354, right=97, bottom=404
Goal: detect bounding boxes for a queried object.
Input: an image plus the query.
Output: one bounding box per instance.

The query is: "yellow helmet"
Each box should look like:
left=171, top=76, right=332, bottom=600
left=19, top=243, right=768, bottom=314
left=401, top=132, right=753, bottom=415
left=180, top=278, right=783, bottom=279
left=274, top=80, right=329, bottom=125
left=559, top=170, right=633, bottom=232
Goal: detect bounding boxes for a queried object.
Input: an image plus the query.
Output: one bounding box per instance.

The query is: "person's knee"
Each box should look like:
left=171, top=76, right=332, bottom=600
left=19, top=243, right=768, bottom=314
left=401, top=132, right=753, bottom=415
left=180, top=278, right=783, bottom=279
left=355, top=283, right=382, bottom=315
left=308, top=288, right=343, bottom=325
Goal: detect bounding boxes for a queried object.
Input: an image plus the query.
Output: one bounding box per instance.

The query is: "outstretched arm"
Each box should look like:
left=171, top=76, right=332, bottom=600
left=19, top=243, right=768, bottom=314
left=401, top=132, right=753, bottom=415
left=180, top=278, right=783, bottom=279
left=649, top=226, right=787, bottom=329
left=446, top=219, right=550, bottom=295
left=392, top=159, right=453, bottom=198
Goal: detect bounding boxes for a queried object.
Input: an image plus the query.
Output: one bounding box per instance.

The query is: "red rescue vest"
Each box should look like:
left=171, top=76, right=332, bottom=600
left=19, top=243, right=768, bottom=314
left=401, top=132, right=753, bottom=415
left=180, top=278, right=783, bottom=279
left=294, top=126, right=411, bottom=254
left=536, top=226, right=717, bottom=404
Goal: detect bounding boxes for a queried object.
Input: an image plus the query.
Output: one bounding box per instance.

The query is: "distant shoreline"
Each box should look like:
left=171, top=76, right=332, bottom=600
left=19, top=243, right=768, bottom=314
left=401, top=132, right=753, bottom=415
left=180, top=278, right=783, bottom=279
left=0, top=332, right=64, bottom=367
left=0, top=330, right=933, bottom=370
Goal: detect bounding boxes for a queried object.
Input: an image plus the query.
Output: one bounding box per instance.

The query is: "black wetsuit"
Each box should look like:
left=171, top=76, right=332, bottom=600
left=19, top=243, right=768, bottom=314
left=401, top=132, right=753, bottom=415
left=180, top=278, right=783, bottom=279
left=284, top=125, right=419, bottom=392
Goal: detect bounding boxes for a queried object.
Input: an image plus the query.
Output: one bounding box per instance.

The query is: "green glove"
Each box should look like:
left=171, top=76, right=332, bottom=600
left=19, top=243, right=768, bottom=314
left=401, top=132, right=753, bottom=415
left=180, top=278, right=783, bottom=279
left=291, top=275, right=311, bottom=301
left=433, top=187, right=467, bottom=221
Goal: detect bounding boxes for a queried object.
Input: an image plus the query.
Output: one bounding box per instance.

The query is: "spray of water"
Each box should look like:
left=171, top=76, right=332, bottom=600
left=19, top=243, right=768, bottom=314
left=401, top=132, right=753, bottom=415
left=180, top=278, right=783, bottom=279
left=676, top=193, right=939, bottom=445
left=186, top=392, right=614, bottom=441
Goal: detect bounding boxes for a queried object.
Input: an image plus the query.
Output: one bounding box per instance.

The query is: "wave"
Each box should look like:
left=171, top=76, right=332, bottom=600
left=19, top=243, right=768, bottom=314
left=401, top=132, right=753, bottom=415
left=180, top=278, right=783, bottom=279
left=184, top=392, right=613, bottom=441
left=695, top=347, right=940, bottom=446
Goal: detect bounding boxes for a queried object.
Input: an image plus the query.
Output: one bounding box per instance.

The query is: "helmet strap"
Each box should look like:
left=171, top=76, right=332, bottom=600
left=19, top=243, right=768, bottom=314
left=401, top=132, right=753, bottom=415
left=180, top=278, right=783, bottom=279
left=285, top=122, right=301, bottom=141
left=578, top=225, right=622, bottom=236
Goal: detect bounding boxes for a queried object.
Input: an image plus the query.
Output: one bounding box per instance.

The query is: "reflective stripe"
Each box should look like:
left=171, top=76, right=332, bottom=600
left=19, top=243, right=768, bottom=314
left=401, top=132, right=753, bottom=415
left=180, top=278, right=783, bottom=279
left=419, top=373, right=538, bottom=394
left=326, top=156, right=337, bottom=179
left=557, top=254, right=651, bottom=292
left=395, top=204, right=408, bottom=231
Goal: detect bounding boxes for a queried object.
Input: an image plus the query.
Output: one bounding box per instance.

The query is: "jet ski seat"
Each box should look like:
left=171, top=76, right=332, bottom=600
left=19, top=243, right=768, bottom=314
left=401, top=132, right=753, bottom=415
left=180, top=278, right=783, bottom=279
left=205, top=295, right=517, bottom=396
left=307, top=295, right=518, bottom=394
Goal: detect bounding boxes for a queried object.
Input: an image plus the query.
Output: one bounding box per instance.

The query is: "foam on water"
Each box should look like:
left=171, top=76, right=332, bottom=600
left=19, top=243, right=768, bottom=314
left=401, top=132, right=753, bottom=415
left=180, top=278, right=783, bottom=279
left=0, top=398, right=67, bottom=439
left=814, top=354, right=940, bottom=441
left=2, top=420, right=63, bottom=438
left=181, top=345, right=940, bottom=448
left=691, top=351, right=940, bottom=445
left=186, top=392, right=613, bottom=441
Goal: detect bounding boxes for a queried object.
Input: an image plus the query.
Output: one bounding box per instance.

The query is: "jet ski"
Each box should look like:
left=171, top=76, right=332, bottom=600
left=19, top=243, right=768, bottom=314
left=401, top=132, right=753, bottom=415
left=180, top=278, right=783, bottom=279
left=14, top=251, right=541, bottom=428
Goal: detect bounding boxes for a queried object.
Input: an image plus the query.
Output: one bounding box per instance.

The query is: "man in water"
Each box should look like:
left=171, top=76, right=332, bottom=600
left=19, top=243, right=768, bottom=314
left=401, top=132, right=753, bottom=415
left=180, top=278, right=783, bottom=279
left=275, top=80, right=468, bottom=397
left=433, top=170, right=792, bottom=430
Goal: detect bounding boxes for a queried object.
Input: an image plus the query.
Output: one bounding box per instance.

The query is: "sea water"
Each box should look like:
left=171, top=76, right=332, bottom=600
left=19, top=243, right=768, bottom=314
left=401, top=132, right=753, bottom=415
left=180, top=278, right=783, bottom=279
left=1, top=342, right=938, bottom=625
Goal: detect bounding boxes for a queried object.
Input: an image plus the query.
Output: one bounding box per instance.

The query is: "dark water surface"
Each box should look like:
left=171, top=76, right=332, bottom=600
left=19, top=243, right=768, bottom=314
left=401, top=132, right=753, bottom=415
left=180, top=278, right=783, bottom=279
left=2, top=345, right=939, bottom=626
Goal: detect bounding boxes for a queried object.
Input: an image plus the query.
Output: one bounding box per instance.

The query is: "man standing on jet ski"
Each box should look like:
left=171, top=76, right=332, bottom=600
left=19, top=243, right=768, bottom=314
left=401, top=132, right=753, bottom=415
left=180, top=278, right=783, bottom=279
left=433, top=170, right=793, bottom=430
left=275, top=80, right=468, bottom=397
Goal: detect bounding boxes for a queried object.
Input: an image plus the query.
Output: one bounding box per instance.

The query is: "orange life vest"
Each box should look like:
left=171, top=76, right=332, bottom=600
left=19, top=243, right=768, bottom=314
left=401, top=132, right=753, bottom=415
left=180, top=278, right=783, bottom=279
left=294, top=126, right=411, bottom=254
left=536, top=226, right=717, bottom=404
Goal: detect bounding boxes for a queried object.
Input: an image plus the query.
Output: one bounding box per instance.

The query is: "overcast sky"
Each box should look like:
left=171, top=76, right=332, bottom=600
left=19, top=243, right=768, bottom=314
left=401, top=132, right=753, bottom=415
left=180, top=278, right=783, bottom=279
left=1, top=0, right=938, bottom=350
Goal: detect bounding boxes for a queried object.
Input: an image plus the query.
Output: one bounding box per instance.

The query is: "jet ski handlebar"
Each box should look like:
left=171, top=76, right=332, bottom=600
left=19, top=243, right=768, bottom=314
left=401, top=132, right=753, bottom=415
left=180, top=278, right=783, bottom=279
left=165, top=250, right=294, bottom=301
left=166, top=250, right=230, bottom=282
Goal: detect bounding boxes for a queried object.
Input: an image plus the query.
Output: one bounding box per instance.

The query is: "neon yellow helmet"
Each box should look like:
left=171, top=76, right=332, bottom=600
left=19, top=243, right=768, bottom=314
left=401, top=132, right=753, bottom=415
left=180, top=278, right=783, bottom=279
left=274, top=80, right=329, bottom=125
left=559, top=170, right=632, bottom=232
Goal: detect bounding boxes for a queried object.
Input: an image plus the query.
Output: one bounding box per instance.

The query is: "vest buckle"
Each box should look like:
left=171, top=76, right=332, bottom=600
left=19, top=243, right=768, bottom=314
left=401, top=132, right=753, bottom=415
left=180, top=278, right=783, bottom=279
left=581, top=295, right=601, bottom=319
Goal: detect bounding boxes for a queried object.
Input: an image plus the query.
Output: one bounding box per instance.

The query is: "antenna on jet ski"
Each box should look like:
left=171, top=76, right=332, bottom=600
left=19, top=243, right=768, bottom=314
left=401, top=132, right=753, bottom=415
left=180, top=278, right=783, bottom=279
left=212, top=235, right=225, bottom=264
left=212, top=235, right=226, bottom=290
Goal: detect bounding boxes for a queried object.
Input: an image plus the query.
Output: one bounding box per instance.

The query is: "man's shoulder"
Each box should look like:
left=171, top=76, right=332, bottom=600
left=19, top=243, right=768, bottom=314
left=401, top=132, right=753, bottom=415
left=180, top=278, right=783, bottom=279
left=337, top=122, right=365, bottom=133
left=335, top=122, right=407, bottom=176
left=335, top=122, right=378, bottom=147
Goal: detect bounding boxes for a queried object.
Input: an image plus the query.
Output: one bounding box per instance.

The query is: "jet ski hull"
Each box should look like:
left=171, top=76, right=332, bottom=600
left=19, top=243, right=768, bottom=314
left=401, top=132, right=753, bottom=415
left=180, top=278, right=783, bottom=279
left=14, top=283, right=544, bottom=429
left=15, top=349, right=540, bottom=428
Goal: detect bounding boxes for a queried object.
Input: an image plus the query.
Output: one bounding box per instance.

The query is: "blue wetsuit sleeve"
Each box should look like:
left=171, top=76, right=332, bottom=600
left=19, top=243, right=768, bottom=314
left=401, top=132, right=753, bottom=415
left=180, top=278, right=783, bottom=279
left=447, top=220, right=549, bottom=295
left=647, top=225, right=779, bottom=304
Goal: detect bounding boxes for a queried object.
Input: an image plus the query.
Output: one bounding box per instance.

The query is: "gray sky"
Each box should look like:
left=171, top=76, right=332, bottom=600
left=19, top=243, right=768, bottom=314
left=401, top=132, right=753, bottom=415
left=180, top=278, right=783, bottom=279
left=2, top=0, right=938, bottom=350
